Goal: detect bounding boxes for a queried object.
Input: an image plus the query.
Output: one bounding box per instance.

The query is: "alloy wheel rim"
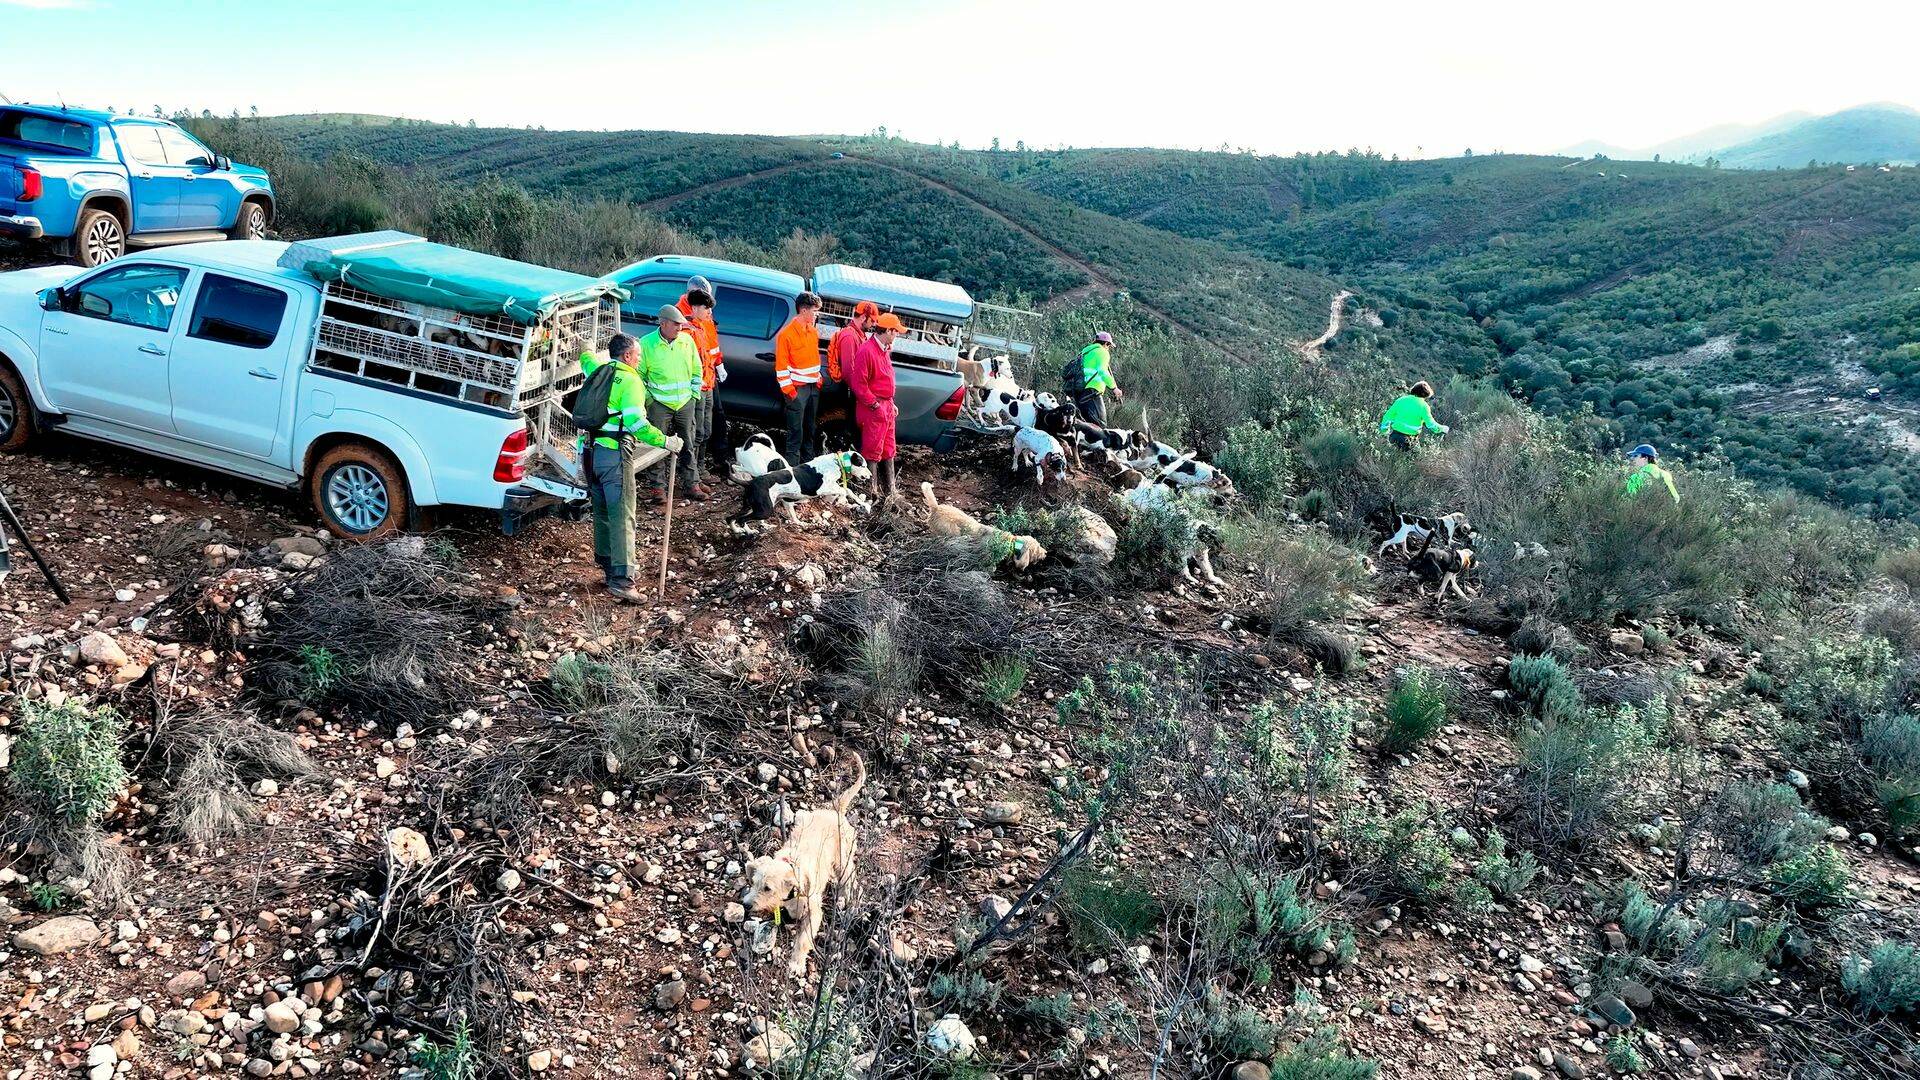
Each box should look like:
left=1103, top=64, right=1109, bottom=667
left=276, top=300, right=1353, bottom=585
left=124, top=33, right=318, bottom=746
left=325, top=463, right=389, bottom=533
left=84, top=216, right=123, bottom=264
left=0, top=384, right=15, bottom=438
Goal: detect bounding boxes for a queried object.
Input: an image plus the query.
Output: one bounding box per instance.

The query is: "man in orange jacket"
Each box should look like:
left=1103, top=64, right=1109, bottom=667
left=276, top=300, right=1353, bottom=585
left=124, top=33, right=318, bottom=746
left=677, top=279, right=724, bottom=456
left=775, top=292, right=825, bottom=459
left=825, top=300, right=878, bottom=450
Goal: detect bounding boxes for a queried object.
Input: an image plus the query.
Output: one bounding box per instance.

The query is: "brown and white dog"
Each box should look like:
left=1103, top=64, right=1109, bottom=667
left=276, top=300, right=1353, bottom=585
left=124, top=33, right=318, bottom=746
left=742, top=754, right=866, bottom=978
left=920, top=483, right=1048, bottom=570
left=1408, top=532, right=1476, bottom=606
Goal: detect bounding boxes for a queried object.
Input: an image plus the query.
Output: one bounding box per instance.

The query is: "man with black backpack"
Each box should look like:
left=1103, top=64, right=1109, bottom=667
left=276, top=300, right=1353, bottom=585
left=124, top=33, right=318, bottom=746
left=1063, top=330, right=1122, bottom=426
left=574, top=334, right=681, bottom=604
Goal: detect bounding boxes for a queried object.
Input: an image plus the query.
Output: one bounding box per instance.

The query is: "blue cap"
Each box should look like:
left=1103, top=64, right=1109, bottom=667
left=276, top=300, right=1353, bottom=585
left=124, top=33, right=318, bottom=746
left=1628, top=444, right=1658, bottom=460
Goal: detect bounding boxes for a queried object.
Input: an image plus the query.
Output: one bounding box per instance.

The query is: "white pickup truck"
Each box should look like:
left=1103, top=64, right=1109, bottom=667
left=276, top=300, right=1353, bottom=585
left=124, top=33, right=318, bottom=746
left=0, top=232, right=617, bottom=537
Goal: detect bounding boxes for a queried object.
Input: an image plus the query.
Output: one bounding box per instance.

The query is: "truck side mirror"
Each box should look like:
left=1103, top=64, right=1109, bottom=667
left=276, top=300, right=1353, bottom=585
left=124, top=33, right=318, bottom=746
left=38, top=287, right=61, bottom=312
left=214, top=155, right=232, bottom=171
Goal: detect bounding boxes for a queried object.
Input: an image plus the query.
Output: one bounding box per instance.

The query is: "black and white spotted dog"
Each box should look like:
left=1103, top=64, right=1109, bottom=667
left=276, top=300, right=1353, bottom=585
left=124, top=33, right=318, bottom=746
left=1012, top=427, right=1071, bottom=487
left=1377, top=512, right=1474, bottom=559
left=730, top=452, right=872, bottom=532
left=730, top=432, right=790, bottom=483
left=1160, top=454, right=1237, bottom=497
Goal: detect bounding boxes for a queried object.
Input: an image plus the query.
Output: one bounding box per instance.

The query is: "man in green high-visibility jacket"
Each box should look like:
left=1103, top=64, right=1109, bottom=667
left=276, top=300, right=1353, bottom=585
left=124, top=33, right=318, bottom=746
left=639, top=305, right=707, bottom=502
left=1623, top=444, right=1680, bottom=504
left=1378, top=380, right=1449, bottom=451
left=580, top=334, right=676, bottom=604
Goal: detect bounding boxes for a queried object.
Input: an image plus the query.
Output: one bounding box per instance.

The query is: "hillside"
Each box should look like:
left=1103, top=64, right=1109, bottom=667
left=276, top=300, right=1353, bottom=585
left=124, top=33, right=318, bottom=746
left=1714, top=103, right=1920, bottom=168
left=198, top=116, right=1920, bottom=517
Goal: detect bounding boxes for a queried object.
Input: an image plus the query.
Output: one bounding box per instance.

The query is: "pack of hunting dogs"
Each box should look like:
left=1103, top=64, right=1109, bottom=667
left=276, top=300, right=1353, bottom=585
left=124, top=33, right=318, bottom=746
left=721, top=349, right=1493, bottom=605
left=729, top=361, right=1515, bottom=979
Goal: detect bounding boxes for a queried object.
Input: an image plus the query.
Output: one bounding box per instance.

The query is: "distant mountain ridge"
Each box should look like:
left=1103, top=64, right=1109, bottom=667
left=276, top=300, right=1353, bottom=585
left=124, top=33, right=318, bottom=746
left=1561, top=103, right=1917, bottom=167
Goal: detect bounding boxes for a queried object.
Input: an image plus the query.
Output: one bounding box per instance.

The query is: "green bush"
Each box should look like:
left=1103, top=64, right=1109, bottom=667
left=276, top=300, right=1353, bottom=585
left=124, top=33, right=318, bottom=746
left=411, top=1020, right=480, bottom=1080
left=1228, top=523, right=1362, bottom=652
left=1552, top=475, right=1739, bottom=627
left=1862, top=714, right=1920, bottom=778
left=1060, top=864, right=1164, bottom=952
left=1879, top=776, right=1920, bottom=839
left=1842, top=941, right=1920, bottom=1015
left=1473, top=829, right=1541, bottom=901
left=1508, top=654, right=1585, bottom=727
left=1613, top=882, right=1702, bottom=956
left=1196, top=864, right=1348, bottom=986
left=1606, top=1034, right=1647, bottom=1075
left=1765, top=843, right=1852, bottom=913
left=1881, top=547, right=1920, bottom=593
left=9, top=700, right=128, bottom=827
left=1693, top=915, right=1785, bottom=994
left=980, top=655, right=1029, bottom=706
left=1517, top=702, right=1663, bottom=848
left=1112, top=500, right=1202, bottom=588
left=1712, top=781, right=1826, bottom=867
left=1773, top=635, right=1896, bottom=728
left=1381, top=665, right=1449, bottom=754
left=1339, top=804, right=1454, bottom=905
left=295, top=643, right=343, bottom=697
left=1216, top=421, right=1295, bottom=512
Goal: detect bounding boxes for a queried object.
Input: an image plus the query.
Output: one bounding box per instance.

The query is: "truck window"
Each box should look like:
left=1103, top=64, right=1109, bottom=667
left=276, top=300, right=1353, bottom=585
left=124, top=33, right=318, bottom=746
left=0, top=112, right=94, bottom=154
left=157, top=126, right=213, bottom=167
left=188, top=274, right=289, bottom=350
left=65, top=263, right=189, bottom=332
left=617, top=278, right=687, bottom=323
left=116, top=125, right=168, bottom=167
left=713, top=286, right=787, bottom=340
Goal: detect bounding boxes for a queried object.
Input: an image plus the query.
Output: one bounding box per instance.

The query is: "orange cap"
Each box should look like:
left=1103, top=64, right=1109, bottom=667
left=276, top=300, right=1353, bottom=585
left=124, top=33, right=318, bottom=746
left=854, top=300, right=882, bottom=319
left=873, top=313, right=907, bottom=333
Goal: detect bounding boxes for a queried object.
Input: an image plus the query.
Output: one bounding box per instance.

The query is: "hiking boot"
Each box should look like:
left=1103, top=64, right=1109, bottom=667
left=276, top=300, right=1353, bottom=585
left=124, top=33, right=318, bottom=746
left=689, top=484, right=713, bottom=501
left=649, top=487, right=667, bottom=505
left=605, top=584, right=646, bottom=605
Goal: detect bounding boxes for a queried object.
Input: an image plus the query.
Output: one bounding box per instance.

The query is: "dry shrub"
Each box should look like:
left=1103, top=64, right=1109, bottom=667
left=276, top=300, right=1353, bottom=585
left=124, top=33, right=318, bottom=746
left=253, top=538, right=502, bottom=726
left=805, top=536, right=1025, bottom=710
left=146, top=709, right=314, bottom=843
left=461, top=649, right=744, bottom=840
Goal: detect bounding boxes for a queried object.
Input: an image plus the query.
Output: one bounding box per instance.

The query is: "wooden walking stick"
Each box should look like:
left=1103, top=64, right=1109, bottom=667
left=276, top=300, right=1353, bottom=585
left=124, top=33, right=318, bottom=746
left=657, top=444, right=678, bottom=598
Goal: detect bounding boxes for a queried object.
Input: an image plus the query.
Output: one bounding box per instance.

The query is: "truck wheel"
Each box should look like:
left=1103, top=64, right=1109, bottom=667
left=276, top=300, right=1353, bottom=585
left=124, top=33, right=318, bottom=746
left=310, top=443, right=410, bottom=541
left=72, top=208, right=126, bottom=268
left=0, top=365, right=36, bottom=452
left=230, top=200, right=269, bottom=241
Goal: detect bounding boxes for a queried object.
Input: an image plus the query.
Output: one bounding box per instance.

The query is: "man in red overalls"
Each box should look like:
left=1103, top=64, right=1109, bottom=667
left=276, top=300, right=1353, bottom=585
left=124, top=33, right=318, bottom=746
left=846, top=312, right=903, bottom=505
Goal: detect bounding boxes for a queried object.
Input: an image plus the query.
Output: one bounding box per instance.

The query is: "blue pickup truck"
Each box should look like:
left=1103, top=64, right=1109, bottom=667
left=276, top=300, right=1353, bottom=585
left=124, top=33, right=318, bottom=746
left=0, top=105, right=273, bottom=267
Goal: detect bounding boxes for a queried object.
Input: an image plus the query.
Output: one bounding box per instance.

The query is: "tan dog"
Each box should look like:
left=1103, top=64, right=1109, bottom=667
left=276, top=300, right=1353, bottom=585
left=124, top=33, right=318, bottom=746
left=920, top=482, right=1048, bottom=570
left=742, top=754, right=865, bottom=977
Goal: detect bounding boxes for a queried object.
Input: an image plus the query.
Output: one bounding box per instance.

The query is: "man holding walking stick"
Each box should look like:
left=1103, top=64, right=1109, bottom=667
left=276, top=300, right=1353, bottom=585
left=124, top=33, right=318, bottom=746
left=575, top=334, right=680, bottom=604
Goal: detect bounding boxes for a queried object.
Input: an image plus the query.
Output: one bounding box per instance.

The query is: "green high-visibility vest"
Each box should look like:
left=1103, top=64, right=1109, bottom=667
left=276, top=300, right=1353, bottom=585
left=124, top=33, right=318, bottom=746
left=1080, top=343, right=1117, bottom=394
left=639, top=329, right=702, bottom=410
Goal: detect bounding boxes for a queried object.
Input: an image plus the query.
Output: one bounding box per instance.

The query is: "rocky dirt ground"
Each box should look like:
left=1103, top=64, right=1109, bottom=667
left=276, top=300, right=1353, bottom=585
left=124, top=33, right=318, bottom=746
left=0, top=425, right=1915, bottom=1080
left=0, top=248, right=1915, bottom=1080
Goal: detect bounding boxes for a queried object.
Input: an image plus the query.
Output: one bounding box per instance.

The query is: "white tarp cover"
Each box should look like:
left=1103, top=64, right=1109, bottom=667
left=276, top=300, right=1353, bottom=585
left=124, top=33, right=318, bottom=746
left=811, top=263, right=972, bottom=323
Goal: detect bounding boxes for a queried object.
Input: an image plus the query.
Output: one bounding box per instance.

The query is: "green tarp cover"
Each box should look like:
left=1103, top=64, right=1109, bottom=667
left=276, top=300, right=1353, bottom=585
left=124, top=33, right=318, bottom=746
left=304, top=241, right=629, bottom=325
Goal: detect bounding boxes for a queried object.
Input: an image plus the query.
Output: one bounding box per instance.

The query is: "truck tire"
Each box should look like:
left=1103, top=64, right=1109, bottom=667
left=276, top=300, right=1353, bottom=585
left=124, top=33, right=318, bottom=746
left=310, top=442, right=410, bottom=541
left=229, top=199, right=269, bottom=241
left=0, top=365, right=36, bottom=452
left=72, top=207, right=126, bottom=268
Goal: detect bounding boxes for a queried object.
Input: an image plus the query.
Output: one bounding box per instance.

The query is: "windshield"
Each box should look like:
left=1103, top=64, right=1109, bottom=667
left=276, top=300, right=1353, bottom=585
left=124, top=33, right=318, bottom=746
left=0, top=110, right=95, bottom=154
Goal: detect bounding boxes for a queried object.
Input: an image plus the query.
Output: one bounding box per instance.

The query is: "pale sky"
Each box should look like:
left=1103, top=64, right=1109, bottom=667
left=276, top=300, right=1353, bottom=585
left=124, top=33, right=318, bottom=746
left=3, top=0, right=1916, bottom=157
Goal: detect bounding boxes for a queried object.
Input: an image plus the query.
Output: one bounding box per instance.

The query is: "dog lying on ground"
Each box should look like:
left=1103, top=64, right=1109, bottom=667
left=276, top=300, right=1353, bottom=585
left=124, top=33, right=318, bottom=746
left=731, top=452, right=871, bottom=532
left=1012, top=427, right=1071, bottom=487
left=920, top=482, right=1048, bottom=570
left=742, top=753, right=865, bottom=978
left=730, top=432, right=790, bottom=483
left=1408, top=532, right=1476, bottom=606
left=1377, top=512, right=1474, bottom=559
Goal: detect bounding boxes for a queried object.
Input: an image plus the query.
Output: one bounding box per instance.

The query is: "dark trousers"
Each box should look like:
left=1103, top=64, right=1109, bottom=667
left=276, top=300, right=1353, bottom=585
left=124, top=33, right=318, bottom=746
left=645, top=401, right=700, bottom=487
left=707, top=391, right=730, bottom=458
left=784, top=384, right=819, bottom=460
left=1076, top=390, right=1106, bottom=427
left=1388, top=431, right=1415, bottom=452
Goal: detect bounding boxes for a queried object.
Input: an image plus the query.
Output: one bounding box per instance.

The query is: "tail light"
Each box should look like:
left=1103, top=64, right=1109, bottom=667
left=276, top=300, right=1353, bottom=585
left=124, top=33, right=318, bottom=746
left=17, top=167, right=42, bottom=202
left=935, top=386, right=966, bottom=421
left=493, top=428, right=530, bottom=482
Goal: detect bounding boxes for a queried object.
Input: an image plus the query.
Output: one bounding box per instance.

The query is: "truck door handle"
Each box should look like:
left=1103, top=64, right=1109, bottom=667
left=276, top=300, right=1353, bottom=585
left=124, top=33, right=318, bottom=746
left=755, top=351, right=776, bottom=361
left=138, top=343, right=166, bottom=356
left=248, top=367, right=279, bottom=380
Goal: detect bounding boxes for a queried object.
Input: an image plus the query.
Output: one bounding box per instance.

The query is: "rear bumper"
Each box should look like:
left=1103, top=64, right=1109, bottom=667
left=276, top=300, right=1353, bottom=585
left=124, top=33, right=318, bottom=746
left=0, top=214, right=45, bottom=240
left=500, top=484, right=586, bottom=536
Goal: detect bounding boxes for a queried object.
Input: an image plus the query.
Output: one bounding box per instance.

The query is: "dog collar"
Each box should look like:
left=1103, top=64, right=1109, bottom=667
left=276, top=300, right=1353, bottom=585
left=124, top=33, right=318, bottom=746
left=773, top=907, right=784, bottom=927
left=836, top=453, right=852, bottom=472
left=1013, top=538, right=1024, bottom=552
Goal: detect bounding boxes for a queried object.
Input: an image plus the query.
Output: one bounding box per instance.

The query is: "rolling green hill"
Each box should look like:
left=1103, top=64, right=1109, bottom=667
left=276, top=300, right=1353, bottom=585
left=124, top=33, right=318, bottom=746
left=206, top=115, right=1920, bottom=517
left=1714, top=103, right=1920, bottom=169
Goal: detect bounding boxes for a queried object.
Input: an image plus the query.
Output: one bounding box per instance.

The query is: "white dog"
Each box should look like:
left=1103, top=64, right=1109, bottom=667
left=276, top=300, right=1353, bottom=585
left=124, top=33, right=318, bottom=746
left=730, top=432, right=790, bottom=483
left=1013, top=427, right=1070, bottom=487
left=1159, top=454, right=1236, bottom=496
